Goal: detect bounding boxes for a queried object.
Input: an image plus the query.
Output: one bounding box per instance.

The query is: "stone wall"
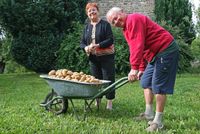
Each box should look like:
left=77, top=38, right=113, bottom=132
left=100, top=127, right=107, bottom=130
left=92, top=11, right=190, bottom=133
left=89, top=0, right=155, bottom=18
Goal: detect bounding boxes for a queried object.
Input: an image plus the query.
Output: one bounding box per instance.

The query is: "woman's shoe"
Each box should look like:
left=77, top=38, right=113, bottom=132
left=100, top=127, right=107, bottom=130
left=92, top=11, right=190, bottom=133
left=95, top=98, right=101, bottom=107
left=106, top=100, right=112, bottom=110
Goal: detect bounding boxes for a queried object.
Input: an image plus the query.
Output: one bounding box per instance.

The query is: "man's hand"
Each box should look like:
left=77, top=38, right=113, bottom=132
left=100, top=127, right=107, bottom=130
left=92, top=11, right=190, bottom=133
left=137, top=71, right=143, bottom=80
left=128, top=69, right=138, bottom=82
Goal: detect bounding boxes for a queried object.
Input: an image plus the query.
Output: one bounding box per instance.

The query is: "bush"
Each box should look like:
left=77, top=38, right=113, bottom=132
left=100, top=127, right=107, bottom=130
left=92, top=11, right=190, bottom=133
left=56, top=22, right=89, bottom=73
left=0, top=0, right=88, bottom=73
left=177, top=39, right=194, bottom=73
left=11, top=32, right=62, bottom=73
left=4, top=60, right=30, bottom=73
left=0, top=33, right=31, bottom=73
left=112, top=28, right=130, bottom=75
left=159, top=21, right=194, bottom=73
left=191, top=37, right=200, bottom=60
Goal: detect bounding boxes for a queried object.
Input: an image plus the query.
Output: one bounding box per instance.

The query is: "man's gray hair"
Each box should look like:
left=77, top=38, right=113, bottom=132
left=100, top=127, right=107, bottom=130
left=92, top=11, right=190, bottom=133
left=106, top=7, right=122, bottom=18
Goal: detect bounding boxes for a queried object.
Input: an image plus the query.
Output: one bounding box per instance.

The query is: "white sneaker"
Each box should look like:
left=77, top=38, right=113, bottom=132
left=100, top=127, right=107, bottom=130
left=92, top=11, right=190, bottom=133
left=134, top=113, right=154, bottom=121
left=106, top=100, right=112, bottom=110
left=146, top=121, right=164, bottom=132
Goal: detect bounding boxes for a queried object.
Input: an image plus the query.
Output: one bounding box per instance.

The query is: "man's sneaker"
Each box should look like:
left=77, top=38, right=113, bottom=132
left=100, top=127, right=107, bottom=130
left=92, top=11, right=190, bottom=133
left=146, top=121, right=164, bottom=132
left=134, top=113, right=154, bottom=121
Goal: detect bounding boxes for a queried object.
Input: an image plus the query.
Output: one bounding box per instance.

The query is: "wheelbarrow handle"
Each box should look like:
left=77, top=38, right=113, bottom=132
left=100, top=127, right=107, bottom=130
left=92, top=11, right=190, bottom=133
left=92, top=77, right=129, bottom=99
left=117, top=77, right=129, bottom=89
left=109, top=77, right=129, bottom=90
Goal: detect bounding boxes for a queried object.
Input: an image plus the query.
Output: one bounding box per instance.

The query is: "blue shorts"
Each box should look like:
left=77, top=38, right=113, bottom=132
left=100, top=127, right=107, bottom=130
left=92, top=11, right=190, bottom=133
left=140, top=50, right=179, bottom=94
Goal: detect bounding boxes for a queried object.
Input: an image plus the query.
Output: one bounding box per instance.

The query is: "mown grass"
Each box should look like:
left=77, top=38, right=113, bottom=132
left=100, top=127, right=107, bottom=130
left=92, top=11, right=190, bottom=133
left=0, top=73, right=200, bottom=134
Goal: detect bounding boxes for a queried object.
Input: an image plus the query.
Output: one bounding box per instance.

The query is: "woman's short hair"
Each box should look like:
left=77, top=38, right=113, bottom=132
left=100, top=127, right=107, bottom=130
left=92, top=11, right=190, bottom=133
left=85, top=2, right=99, bottom=12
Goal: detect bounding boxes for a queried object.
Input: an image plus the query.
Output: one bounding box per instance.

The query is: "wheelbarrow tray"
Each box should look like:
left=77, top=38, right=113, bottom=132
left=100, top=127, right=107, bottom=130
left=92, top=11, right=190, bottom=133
left=40, top=74, right=111, bottom=99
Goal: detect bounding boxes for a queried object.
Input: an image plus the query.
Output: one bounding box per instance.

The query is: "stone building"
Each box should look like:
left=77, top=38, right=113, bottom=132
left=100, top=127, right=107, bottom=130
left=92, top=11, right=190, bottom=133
left=89, top=0, right=155, bottom=18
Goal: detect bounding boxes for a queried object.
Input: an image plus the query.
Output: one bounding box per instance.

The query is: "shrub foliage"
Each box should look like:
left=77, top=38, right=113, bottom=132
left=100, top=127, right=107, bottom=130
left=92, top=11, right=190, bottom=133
left=0, top=0, right=88, bottom=73
left=191, top=37, right=200, bottom=60
left=154, top=0, right=195, bottom=73
left=56, top=22, right=89, bottom=73
left=112, top=28, right=130, bottom=75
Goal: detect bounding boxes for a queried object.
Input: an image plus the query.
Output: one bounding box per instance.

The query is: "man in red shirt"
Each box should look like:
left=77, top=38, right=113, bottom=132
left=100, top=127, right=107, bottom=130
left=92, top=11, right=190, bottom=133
left=106, top=7, right=179, bottom=132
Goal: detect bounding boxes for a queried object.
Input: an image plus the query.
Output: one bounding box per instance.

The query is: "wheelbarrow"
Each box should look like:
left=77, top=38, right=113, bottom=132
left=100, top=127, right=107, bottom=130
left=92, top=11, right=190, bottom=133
left=40, top=74, right=128, bottom=120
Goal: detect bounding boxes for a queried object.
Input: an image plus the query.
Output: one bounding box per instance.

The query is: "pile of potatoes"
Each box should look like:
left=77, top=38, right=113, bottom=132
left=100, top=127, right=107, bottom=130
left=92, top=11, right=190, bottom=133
left=48, top=69, right=102, bottom=84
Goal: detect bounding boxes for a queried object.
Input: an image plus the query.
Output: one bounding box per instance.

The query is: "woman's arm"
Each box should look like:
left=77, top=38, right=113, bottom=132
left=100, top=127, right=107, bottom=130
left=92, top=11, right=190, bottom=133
left=97, top=21, right=114, bottom=48
left=80, top=25, right=89, bottom=49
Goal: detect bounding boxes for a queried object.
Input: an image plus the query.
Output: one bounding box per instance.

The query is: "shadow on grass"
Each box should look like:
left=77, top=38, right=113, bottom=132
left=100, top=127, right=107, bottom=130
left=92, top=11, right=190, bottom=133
left=39, top=98, right=143, bottom=121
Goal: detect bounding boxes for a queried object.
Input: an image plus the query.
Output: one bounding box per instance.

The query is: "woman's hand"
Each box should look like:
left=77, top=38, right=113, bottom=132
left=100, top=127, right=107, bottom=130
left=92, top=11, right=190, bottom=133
left=91, top=44, right=100, bottom=48
left=89, top=43, right=99, bottom=53
left=84, top=46, right=90, bottom=56
left=85, top=44, right=100, bottom=55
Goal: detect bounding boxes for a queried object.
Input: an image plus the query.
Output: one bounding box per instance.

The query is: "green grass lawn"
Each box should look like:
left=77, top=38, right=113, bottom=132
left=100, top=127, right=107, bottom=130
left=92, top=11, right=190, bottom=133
left=0, top=73, right=200, bottom=134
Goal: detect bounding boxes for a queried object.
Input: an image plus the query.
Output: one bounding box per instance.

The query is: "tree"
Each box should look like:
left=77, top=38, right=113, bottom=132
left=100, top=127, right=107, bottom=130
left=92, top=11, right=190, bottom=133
left=196, top=6, right=200, bottom=35
left=0, top=0, right=88, bottom=73
left=0, top=28, right=6, bottom=73
left=0, top=39, right=5, bottom=73
left=155, top=0, right=195, bottom=44
left=191, top=37, right=200, bottom=60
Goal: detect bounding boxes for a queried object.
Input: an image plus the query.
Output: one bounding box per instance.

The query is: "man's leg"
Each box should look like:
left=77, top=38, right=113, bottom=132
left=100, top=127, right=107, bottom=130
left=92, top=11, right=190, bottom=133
left=134, top=88, right=154, bottom=120
left=146, top=42, right=179, bottom=132
left=144, top=88, right=154, bottom=117
left=135, top=63, right=154, bottom=120
left=146, top=94, right=166, bottom=131
left=153, top=94, right=166, bottom=125
left=155, top=94, right=166, bottom=112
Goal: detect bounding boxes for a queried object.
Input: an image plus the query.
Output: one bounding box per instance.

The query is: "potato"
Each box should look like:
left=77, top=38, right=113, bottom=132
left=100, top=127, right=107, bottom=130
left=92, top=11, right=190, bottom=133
left=48, top=70, right=56, bottom=76
left=79, top=75, right=86, bottom=82
left=65, top=76, right=71, bottom=80
left=48, top=69, right=102, bottom=83
left=67, top=71, right=73, bottom=75
left=62, top=69, right=68, bottom=77
left=55, top=70, right=61, bottom=76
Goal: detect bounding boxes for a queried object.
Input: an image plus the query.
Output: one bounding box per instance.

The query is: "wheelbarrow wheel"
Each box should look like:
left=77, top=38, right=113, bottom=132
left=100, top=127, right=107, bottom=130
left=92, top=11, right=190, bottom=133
left=49, top=96, right=68, bottom=115
left=42, top=91, right=57, bottom=111
left=44, top=91, right=68, bottom=114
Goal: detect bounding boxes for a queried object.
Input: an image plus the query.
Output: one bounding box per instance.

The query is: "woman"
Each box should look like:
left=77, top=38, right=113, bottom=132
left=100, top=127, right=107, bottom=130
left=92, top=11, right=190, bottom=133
left=80, top=2, right=115, bottom=110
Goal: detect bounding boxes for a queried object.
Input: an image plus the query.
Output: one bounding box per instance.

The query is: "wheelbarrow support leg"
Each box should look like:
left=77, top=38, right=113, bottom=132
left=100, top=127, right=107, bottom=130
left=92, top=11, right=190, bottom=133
left=69, top=99, right=92, bottom=121
left=69, top=99, right=81, bottom=120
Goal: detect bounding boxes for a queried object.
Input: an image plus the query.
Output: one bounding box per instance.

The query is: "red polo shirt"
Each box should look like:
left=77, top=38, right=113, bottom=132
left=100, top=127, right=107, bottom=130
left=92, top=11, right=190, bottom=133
left=123, top=13, right=173, bottom=71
